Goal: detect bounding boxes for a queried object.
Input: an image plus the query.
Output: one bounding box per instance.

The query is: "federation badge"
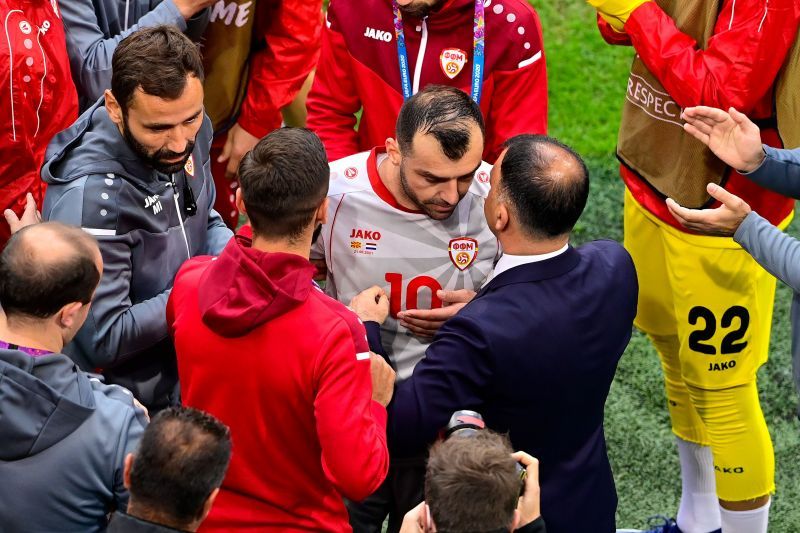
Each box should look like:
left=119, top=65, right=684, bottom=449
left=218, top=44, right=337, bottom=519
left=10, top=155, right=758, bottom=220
left=440, top=48, right=468, bottom=80
left=448, top=237, right=478, bottom=271
left=477, top=170, right=490, bottom=184
left=184, top=154, right=195, bottom=177
left=344, top=166, right=358, bottom=179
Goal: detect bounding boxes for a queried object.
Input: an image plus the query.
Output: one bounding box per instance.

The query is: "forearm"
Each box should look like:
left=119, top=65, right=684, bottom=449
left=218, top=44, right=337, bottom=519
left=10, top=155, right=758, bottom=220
left=743, top=146, right=800, bottom=199
left=734, top=211, right=800, bottom=293
left=62, top=0, right=186, bottom=101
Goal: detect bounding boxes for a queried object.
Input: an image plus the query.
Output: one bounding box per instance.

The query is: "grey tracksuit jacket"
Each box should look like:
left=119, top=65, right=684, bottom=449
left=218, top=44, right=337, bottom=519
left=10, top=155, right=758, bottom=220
left=0, top=348, right=147, bottom=532
left=735, top=145, right=800, bottom=396
left=60, top=0, right=208, bottom=109
left=42, top=98, right=232, bottom=411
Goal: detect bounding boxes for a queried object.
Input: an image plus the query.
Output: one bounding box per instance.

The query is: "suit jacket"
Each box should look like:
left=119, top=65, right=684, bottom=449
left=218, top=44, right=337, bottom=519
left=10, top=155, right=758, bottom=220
left=389, top=240, right=638, bottom=533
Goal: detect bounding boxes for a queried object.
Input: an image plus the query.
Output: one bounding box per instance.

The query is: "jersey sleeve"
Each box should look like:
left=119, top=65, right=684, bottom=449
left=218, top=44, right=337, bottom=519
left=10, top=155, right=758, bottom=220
left=313, top=311, right=390, bottom=501
left=625, top=0, right=800, bottom=111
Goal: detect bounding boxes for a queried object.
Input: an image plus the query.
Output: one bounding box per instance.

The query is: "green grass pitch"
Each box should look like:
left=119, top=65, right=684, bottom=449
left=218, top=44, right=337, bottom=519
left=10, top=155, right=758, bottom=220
left=533, top=1, right=800, bottom=530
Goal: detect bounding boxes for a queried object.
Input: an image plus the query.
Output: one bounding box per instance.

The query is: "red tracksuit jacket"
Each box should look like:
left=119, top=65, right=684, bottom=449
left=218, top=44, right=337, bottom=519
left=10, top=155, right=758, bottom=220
left=0, top=0, right=77, bottom=247
left=168, top=236, right=389, bottom=532
left=599, top=0, right=800, bottom=230
left=307, top=0, right=547, bottom=163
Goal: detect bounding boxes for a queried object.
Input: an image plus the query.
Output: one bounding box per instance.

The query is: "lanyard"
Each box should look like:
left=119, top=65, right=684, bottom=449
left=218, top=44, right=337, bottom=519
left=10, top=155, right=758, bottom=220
left=392, top=0, right=485, bottom=104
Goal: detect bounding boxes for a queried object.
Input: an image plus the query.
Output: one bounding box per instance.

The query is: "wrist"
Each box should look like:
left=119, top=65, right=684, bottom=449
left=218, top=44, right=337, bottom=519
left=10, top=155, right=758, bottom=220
left=742, top=148, right=767, bottom=174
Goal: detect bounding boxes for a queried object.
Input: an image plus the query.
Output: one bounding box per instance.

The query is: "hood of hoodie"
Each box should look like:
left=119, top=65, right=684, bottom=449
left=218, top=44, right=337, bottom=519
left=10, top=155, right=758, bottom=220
left=42, top=97, right=165, bottom=195
left=386, top=0, right=473, bottom=27
left=198, top=236, right=318, bottom=338
left=0, top=349, right=95, bottom=460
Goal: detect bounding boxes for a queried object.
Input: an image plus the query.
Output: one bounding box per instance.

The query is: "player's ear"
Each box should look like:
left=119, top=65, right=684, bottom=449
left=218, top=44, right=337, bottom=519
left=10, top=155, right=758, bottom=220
left=386, top=138, right=402, bottom=166
left=235, top=188, right=246, bottom=217
left=105, top=89, right=123, bottom=127
left=315, top=197, right=329, bottom=226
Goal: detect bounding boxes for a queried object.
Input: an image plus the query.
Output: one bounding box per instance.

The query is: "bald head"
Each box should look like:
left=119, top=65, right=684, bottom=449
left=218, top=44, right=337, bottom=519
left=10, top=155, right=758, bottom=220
left=0, top=222, right=101, bottom=321
left=498, top=135, right=589, bottom=239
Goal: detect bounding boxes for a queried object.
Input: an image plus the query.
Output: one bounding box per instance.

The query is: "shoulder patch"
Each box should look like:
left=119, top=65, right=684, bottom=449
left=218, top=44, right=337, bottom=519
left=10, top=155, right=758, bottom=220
left=328, top=151, right=373, bottom=197
left=468, top=161, right=493, bottom=198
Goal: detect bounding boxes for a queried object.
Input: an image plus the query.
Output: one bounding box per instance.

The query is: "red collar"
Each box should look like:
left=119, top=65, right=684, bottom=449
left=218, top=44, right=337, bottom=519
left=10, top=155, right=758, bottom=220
left=367, top=147, right=423, bottom=214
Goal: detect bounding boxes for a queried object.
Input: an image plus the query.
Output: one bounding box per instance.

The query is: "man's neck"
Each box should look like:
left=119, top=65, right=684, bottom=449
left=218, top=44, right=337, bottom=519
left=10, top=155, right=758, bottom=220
left=126, top=501, right=196, bottom=532
left=0, top=313, right=62, bottom=353
left=499, top=234, right=569, bottom=257
left=377, top=154, right=417, bottom=211
left=251, top=234, right=312, bottom=259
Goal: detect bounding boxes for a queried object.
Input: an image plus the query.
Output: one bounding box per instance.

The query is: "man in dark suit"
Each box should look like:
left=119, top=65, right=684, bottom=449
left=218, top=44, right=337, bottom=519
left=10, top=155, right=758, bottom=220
left=375, top=134, right=638, bottom=533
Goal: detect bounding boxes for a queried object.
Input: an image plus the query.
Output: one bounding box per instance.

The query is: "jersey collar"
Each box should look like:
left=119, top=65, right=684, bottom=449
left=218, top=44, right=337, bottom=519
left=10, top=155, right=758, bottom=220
left=367, top=147, right=424, bottom=214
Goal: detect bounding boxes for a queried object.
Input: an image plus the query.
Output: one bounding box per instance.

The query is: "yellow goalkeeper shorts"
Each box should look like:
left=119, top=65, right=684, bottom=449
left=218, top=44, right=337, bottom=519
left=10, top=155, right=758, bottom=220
left=623, top=189, right=789, bottom=390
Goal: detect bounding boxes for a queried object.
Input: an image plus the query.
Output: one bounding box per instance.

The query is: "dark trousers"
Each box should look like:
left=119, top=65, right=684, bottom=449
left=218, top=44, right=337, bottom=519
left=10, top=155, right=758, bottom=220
left=346, top=456, right=426, bottom=533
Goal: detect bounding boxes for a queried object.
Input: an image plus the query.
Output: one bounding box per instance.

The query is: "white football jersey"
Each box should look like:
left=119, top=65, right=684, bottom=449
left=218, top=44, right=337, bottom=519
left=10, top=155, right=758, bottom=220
left=311, top=149, right=499, bottom=379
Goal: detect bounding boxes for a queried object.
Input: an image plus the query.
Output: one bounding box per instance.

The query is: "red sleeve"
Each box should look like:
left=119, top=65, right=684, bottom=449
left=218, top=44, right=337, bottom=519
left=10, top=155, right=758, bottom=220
left=624, top=0, right=800, bottom=111
left=313, top=311, right=389, bottom=501
left=596, top=13, right=633, bottom=45
left=237, top=0, right=324, bottom=138
left=306, top=8, right=362, bottom=162
left=486, top=58, right=548, bottom=161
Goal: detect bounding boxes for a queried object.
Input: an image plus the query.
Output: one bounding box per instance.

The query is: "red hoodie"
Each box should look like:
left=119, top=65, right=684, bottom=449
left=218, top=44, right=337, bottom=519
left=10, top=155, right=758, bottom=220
left=167, top=236, right=389, bottom=532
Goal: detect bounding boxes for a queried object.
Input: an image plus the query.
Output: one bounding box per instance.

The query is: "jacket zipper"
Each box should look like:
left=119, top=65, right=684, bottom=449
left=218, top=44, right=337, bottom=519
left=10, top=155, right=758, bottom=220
left=170, top=174, right=191, bottom=259
left=412, top=18, right=428, bottom=95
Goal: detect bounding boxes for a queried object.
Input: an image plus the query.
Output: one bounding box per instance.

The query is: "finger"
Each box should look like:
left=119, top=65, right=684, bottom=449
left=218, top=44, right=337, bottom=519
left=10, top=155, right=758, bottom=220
left=398, top=314, right=446, bottom=330
left=25, top=192, right=36, bottom=210
left=706, top=182, right=745, bottom=209
left=665, top=198, right=699, bottom=223
left=217, top=138, right=232, bottom=163
left=728, top=107, right=750, bottom=126
left=399, top=306, right=456, bottom=321
left=683, top=105, right=729, bottom=124
left=683, top=123, right=711, bottom=145
left=378, top=294, right=390, bottom=311
left=437, top=289, right=475, bottom=304
left=225, top=158, right=238, bottom=181
left=3, top=209, right=18, bottom=228
left=684, top=114, right=717, bottom=133
left=399, top=320, right=438, bottom=338
left=511, top=450, right=535, bottom=467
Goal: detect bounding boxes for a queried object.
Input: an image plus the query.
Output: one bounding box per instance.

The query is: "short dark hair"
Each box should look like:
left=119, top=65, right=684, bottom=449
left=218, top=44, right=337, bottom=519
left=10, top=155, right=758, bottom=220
left=111, top=25, right=204, bottom=113
left=237, top=128, right=329, bottom=240
left=396, top=85, right=485, bottom=160
left=129, top=407, right=232, bottom=526
left=425, top=431, right=519, bottom=533
left=500, top=134, right=589, bottom=238
left=0, top=223, right=100, bottom=319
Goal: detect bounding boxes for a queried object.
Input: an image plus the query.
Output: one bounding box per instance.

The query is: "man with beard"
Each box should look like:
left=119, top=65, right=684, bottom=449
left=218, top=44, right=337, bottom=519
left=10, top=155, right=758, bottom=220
left=42, top=26, right=233, bottom=413
left=306, top=0, right=547, bottom=164
left=310, top=85, right=499, bottom=531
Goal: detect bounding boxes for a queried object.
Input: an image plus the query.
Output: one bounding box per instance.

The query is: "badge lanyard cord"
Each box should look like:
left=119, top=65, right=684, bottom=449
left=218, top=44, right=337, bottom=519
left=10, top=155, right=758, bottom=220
left=392, top=0, right=485, bottom=104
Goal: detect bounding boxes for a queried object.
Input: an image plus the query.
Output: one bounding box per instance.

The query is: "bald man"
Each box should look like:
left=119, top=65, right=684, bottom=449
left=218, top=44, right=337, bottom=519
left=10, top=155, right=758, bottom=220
left=0, top=222, right=148, bottom=532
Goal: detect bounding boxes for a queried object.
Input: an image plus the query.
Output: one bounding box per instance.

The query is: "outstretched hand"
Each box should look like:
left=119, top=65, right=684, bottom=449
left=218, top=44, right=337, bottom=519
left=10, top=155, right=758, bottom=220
left=681, top=106, right=765, bottom=173
left=666, top=182, right=751, bottom=237
left=3, top=192, right=41, bottom=235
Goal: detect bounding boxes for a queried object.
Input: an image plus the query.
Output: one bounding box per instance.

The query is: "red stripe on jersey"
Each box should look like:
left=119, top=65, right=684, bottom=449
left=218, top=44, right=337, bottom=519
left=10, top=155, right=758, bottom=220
left=367, top=148, right=423, bottom=214
left=328, top=194, right=348, bottom=277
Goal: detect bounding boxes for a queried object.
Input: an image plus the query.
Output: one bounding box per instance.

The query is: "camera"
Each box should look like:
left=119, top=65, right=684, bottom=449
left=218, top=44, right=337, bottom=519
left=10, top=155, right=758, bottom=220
left=443, top=410, right=528, bottom=493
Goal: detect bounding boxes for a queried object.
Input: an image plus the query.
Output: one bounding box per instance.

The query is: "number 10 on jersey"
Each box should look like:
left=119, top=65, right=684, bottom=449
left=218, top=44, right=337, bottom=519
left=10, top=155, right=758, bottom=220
left=385, top=273, right=443, bottom=317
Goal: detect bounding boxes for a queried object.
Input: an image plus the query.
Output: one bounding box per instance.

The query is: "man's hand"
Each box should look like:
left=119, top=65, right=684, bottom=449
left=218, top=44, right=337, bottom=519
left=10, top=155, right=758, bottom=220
left=399, top=502, right=428, bottom=533
left=587, top=0, right=650, bottom=31
left=370, top=352, right=396, bottom=407
left=682, top=106, right=765, bottom=173
left=218, top=123, right=260, bottom=180
left=512, top=451, right=541, bottom=528
left=173, top=0, right=216, bottom=19
left=350, top=286, right=390, bottom=324
left=666, top=183, right=752, bottom=237
left=397, top=289, right=475, bottom=338
left=4, top=192, right=41, bottom=235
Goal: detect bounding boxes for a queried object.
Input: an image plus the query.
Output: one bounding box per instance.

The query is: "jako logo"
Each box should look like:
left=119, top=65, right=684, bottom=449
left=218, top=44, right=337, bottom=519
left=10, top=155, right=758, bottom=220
left=363, top=27, right=392, bottom=42
left=144, top=195, right=163, bottom=215
left=350, top=228, right=382, bottom=240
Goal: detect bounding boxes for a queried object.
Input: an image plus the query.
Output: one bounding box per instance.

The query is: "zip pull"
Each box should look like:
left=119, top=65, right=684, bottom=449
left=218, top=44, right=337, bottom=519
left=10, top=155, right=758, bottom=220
left=170, top=173, right=192, bottom=260
left=183, top=177, right=197, bottom=217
